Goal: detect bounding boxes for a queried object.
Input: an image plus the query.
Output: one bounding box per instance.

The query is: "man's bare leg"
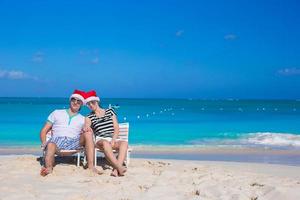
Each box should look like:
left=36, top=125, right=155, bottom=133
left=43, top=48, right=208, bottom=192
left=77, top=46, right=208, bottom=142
left=41, top=142, right=56, bottom=176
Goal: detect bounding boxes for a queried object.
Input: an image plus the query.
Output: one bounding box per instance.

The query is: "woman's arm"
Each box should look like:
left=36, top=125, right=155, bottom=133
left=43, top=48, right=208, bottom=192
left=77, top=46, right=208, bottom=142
left=111, top=113, right=119, bottom=146
left=83, top=117, right=93, bottom=132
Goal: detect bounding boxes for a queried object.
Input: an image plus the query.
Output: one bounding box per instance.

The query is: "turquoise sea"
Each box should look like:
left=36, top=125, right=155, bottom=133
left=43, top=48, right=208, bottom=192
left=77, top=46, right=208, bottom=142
left=1, top=97, right=300, bottom=150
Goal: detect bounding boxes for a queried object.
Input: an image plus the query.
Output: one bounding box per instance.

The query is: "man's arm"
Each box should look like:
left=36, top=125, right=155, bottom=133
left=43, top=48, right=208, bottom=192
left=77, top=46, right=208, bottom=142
left=40, top=122, right=53, bottom=147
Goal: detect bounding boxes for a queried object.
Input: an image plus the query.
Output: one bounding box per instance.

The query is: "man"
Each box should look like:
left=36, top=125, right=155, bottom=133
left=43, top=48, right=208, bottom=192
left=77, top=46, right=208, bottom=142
left=39, top=90, right=101, bottom=176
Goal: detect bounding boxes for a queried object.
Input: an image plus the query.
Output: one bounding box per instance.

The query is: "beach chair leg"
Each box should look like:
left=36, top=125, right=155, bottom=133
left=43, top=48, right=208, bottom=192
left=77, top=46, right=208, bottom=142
left=77, top=152, right=80, bottom=167
left=126, top=150, right=130, bottom=166
left=41, top=150, right=46, bottom=166
left=83, top=153, right=87, bottom=167
left=94, top=149, right=97, bottom=166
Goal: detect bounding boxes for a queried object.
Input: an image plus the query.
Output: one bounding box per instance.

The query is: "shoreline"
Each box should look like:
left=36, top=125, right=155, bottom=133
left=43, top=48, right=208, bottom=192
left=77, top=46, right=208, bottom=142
left=1, top=145, right=300, bottom=166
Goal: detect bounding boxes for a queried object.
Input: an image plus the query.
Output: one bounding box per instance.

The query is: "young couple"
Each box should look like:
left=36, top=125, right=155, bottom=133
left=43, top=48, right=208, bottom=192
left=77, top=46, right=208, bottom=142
left=40, top=90, right=128, bottom=177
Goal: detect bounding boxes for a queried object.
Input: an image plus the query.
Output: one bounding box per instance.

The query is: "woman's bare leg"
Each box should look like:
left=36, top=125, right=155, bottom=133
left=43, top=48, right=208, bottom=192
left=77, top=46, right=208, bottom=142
left=111, top=141, right=128, bottom=176
left=97, top=140, right=126, bottom=176
left=115, top=141, right=128, bottom=165
left=80, top=131, right=102, bottom=174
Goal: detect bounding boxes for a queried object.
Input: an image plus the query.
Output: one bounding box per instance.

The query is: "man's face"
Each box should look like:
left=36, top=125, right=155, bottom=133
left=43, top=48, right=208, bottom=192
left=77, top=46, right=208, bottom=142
left=70, top=98, right=83, bottom=112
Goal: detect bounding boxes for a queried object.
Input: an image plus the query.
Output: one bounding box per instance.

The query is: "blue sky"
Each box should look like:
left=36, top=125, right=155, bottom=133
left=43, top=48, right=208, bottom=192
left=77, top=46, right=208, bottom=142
left=0, top=0, right=299, bottom=99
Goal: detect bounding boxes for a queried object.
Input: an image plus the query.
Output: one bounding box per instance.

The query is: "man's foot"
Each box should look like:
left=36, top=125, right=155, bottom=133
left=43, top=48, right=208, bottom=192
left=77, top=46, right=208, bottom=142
left=110, top=169, right=118, bottom=177
left=88, top=167, right=103, bottom=175
left=40, top=167, right=52, bottom=177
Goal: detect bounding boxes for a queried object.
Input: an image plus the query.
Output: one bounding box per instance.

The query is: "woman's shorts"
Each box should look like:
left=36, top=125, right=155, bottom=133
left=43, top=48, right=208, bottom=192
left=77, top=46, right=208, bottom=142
left=95, top=136, right=121, bottom=143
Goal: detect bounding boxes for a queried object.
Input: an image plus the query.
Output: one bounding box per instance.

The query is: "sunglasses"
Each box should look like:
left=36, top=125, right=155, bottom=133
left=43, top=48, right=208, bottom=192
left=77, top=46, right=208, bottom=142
left=86, top=100, right=97, bottom=107
left=71, top=98, right=83, bottom=105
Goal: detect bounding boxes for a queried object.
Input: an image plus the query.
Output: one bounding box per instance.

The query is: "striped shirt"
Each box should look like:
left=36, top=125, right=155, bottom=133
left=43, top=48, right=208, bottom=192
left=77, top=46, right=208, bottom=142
left=87, top=109, right=116, bottom=138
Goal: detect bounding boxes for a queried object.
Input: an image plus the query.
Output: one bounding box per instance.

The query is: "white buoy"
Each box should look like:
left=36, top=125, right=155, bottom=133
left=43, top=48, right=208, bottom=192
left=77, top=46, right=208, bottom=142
left=152, top=112, right=155, bottom=115
left=124, top=117, right=127, bottom=121
left=137, top=115, right=140, bottom=119
left=146, top=114, right=149, bottom=117
left=262, top=108, right=266, bottom=111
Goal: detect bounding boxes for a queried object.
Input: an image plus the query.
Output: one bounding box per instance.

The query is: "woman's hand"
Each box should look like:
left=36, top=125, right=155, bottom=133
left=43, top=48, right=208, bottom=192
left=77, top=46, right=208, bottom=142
left=82, top=125, right=92, bottom=133
left=111, top=138, right=116, bottom=148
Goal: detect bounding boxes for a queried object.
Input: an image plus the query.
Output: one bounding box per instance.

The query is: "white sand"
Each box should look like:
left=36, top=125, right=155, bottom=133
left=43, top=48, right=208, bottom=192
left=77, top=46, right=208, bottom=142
left=0, top=155, right=300, bottom=200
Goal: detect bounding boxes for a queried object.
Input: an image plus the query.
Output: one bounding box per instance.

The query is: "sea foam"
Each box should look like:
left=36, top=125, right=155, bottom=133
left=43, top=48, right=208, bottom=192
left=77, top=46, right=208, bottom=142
left=188, top=132, right=300, bottom=149
left=245, top=132, right=300, bottom=147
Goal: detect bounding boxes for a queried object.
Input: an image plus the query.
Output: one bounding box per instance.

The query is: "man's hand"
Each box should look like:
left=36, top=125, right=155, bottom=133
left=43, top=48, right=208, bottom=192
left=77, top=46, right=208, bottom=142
left=41, top=142, right=47, bottom=150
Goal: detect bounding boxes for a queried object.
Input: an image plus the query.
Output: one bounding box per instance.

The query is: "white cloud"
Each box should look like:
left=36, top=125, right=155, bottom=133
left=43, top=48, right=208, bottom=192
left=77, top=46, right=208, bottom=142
left=0, top=69, right=37, bottom=80
left=79, top=50, right=90, bottom=56
left=0, top=70, right=6, bottom=78
left=224, top=34, right=237, bottom=40
left=91, top=57, right=99, bottom=64
left=176, top=30, right=184, bottom=37
left=79, top=49, right=99, bottom=56
left=32, top=52, right=44, bottom=63
left=278, top=68, right=300, bottom=76
left=7, top=71, right=28, bottom=79
left=79, top=49, right=100, bottom=64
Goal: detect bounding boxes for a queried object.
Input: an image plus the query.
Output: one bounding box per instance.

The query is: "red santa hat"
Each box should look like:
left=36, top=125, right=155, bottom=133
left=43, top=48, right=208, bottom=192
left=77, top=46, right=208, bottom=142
left=85, top=90, right=100, bottom=104
left=69, top=89, right=85, bottom=103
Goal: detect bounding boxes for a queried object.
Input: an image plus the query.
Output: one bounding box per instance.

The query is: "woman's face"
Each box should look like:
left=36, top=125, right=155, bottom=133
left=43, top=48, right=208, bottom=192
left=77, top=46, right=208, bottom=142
left=86, top=100, right=98, bottom=111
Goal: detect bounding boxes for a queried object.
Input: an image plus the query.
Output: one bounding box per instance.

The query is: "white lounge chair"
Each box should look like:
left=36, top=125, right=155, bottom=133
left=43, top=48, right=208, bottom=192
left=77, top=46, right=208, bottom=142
left=42, top=131, right=84, bottom=167
left=94, top=122, right=133, bottom=166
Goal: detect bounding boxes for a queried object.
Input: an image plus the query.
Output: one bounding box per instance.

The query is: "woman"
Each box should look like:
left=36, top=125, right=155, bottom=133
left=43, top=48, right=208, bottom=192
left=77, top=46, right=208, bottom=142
left=84, top=90, right=127, bottom=176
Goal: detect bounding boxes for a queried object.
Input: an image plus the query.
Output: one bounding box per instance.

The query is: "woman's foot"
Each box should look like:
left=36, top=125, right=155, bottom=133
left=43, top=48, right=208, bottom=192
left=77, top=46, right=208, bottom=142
left=117, top=166, right=127, bottom=176
left=110, top=169, right=118, bottom=177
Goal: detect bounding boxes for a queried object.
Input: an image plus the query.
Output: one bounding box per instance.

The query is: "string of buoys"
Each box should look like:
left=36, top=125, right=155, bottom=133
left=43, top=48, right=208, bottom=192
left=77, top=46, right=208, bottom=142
left=112, top=104, right=298, bottom=122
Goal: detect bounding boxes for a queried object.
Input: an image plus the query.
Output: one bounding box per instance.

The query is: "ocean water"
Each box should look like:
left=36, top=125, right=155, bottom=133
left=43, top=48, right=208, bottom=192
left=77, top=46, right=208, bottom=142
left=0, top=98, right=300, bottom=150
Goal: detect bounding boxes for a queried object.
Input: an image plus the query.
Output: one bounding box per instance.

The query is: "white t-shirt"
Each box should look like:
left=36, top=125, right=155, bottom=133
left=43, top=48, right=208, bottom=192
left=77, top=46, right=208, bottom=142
left=47, top=109, right=85, bottom=138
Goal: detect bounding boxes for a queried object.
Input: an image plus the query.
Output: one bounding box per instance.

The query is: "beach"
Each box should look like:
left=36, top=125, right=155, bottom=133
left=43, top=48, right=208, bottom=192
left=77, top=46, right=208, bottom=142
left=1, top=98, right=300, bottom=199
left=0, top=154, right=300, bottom=200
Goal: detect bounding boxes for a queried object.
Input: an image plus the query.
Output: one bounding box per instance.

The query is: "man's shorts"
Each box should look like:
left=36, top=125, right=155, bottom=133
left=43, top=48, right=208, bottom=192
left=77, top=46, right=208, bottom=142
left=47, top=135, right=81, bottom=151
